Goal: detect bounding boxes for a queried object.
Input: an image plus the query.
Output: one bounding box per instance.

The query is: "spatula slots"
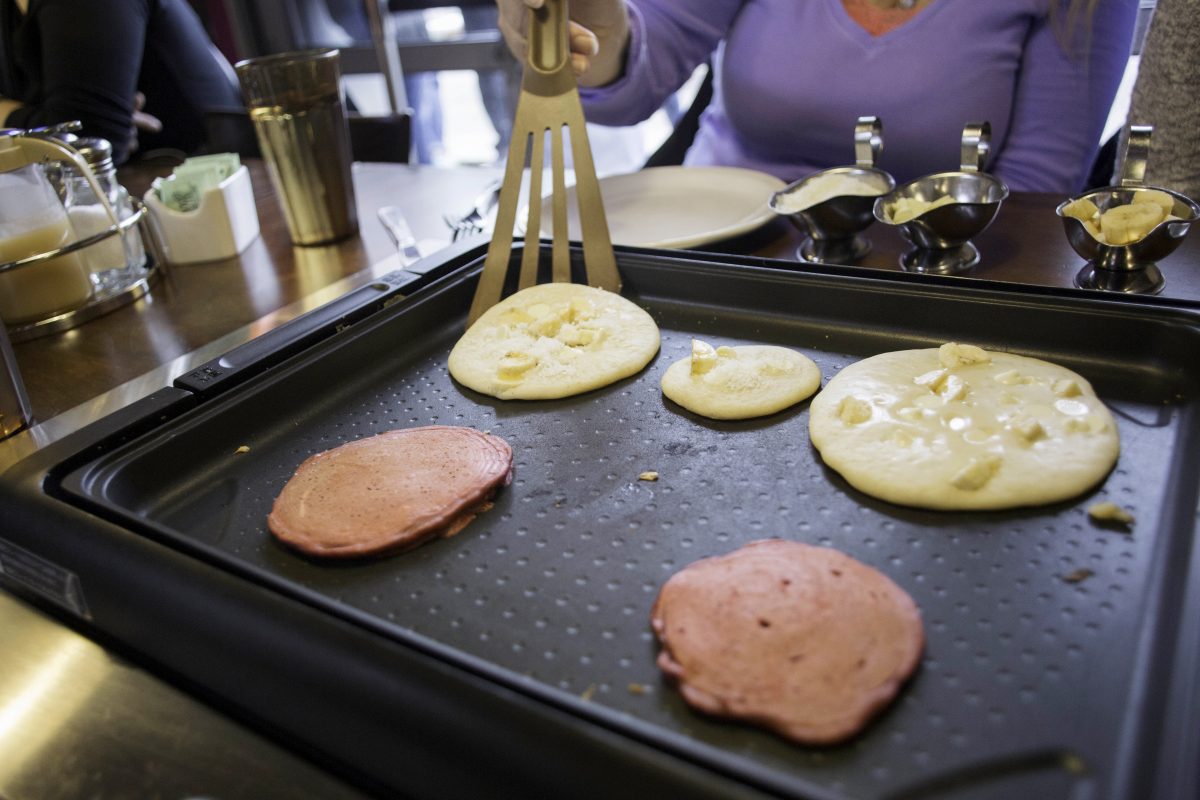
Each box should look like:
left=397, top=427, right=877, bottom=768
left=466, top=0, right=621, bottom=327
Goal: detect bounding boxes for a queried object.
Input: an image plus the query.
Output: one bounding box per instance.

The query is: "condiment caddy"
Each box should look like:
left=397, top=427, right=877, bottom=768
left=0, top=122, right=164, bottom=342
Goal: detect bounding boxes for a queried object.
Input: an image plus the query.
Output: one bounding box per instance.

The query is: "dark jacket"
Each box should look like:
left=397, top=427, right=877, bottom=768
left=1, top=0, right=242, bottom=162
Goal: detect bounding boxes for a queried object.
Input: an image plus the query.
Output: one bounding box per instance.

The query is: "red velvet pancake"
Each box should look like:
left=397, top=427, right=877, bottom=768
left=267, top=426, right=513, bottom=558
left=651, top=539, right=923, bottom=745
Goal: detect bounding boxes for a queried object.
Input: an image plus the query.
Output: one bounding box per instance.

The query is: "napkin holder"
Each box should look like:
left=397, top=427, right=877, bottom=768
left=144, top=165, right=259, bottom=264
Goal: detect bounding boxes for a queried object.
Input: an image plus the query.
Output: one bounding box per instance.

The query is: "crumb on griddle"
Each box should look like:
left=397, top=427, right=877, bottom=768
left=638, top=471, right=659, bottom=482
left=1086, top=502, right=1134, bottom=529
left=628, top=683, right=649, bottom=696
left=1061, top=568, right=1094, bottom=584
left=1062, top=754, right=1088, bottom=775
left=234, top=445, right=251, bottom=454
left=580, top=684, right=597, bottom=702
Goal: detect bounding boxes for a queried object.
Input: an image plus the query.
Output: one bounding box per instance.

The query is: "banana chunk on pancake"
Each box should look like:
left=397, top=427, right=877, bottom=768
left=651, top=539, right=923, bottom=745
left=268, top=426, right=513, bottom=558
left=449, top=283, right=660, bottom=400
left=808, top=343, right=1119, bottom=510
left=661, top=340, right=821, bottom=420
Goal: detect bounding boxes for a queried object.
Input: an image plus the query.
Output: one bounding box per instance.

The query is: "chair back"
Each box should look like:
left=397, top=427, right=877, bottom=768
left=203, top=107, right=412, bottom=163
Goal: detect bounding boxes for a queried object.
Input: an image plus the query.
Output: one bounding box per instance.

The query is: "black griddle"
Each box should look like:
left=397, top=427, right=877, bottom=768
left=3, top=244, right=1200, bottom=800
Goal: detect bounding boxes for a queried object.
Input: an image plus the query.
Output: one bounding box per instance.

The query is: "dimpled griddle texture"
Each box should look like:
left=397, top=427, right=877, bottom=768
left=267, top=426, right=513, bottom=558
left=808, top=344, right=1120, bottom=510
left=651, top=539, right=924, bottom=745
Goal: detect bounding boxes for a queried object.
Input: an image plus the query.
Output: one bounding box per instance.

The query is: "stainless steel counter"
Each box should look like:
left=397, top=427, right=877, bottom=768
left=0, top=591, right=372, bottom=800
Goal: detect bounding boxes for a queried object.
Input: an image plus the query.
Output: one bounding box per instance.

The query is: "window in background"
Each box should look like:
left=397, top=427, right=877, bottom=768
left=342, top=5, right=683, bottom=173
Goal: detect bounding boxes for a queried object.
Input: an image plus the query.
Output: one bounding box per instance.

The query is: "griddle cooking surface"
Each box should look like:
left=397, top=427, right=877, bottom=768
left=63, top=254, right=1200, bottom=799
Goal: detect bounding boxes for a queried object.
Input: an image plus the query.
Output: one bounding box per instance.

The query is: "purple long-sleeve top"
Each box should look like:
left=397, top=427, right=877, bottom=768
left=580, top=0, right=1138, bottom=192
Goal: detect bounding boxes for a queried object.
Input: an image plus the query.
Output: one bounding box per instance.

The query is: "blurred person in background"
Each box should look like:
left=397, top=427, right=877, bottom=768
left=1127, top=0, right=1200, bottom=198
left=497, top=0, right=1139, bottom=194
left=0, top=0, right=242, bottom=163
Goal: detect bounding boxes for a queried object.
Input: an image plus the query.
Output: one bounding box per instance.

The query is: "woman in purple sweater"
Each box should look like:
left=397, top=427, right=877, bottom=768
left=499, top=0, right=1138, bottom=193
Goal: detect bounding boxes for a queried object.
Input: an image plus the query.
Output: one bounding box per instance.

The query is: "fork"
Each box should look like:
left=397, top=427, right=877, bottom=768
left=465, top=0, right=620, bottom=326
left=443, top=179, right=502, bottom=242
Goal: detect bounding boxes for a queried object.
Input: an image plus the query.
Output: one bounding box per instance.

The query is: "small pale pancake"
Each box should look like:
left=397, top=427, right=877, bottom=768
left=267, top=426, right=513, bottom=558
left=448, top=283, right=660, bottom=400
left=651, top=539, right=923, bottom=745
left=808, top=343, right=1119, bottom=510
left=661, top=341, right=821, bottom=420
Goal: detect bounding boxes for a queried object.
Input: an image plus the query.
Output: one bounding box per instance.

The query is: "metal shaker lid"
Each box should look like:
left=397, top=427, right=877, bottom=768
left=70, top=137, right=115, bottom=175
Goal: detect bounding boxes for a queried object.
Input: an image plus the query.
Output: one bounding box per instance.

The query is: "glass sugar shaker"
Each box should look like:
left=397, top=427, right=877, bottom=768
left=62, top=136, right=147, bottom=291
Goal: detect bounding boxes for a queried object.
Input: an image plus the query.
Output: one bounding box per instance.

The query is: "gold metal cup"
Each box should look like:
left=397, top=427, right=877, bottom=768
left=235, top=48, right=358, bottom=246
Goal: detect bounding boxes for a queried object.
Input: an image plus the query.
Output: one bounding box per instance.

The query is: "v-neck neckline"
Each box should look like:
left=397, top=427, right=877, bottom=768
left=828, top=0, right=944, bottom=46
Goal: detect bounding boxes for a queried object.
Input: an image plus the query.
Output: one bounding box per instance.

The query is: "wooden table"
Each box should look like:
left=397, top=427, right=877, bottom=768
left=3, top=158, right=1200, bottom=800
left=11, top=159, right=505, bottom=423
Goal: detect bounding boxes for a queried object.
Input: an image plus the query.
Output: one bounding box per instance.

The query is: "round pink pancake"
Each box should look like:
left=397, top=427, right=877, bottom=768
left=651, top=539, right=923, bottom=745
left=267, top=426, right=513, bottom=558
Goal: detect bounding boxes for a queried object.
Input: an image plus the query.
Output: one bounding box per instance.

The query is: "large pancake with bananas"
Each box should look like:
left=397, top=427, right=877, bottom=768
left=448, top=283, right=660, bottom=400
left=651, top=539, right=923, bottom=745
left=267, top=426, right=513, bottom=558
left=808, top=343, right=1120, bottom=510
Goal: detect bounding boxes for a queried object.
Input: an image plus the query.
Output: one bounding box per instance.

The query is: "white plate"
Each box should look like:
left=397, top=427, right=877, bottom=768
left=532, top=166, right=786, bottom=249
